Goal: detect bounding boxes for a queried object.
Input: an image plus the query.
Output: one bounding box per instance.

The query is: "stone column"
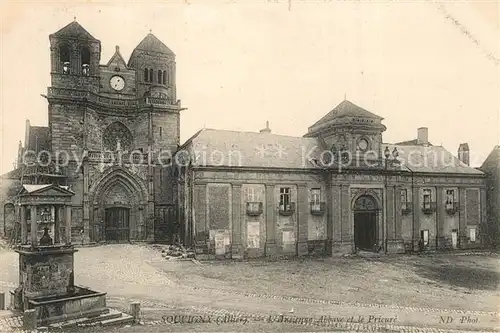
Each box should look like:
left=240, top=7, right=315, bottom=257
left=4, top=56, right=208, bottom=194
left=231, top=184, right=243, bottom=258
left=82, top=158, right=90, bottom=243
left=480, top=188, right=487, bottom=246
left=386, top=186, right=395, bottom=243
left=394, top=185, right=403, bottom=241
left=65, top=206, right=72, bottom=245
left=264, top=184, right=276, bottom=256
left=340, top=185, right=352, bottom=244
left=331, top=184, right=345, bottom=255
left=458, top=187, right=467, bottom=248
left=30, top=205, right=38, bottom=246
left=412, top=186, right=421, bottom=251
left=296, top=184, right=309, bottom=256
left=54, top=205, right=60, bottom=244
left=386, top=185, right=405, bottom=253
left=20, top=205, right=27, bottom=245
left=436, top=187, right=445, bottom=249
left=325, top=181, right=333, bottom=252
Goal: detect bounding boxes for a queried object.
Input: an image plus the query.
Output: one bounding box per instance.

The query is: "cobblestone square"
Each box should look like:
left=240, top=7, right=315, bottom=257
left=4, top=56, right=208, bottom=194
left=0, top=244, right=498, bottom=332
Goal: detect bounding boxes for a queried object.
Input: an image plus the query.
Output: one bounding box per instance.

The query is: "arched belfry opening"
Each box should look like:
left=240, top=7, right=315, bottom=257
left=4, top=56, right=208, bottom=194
left=81, top=46, right=91, bottom=76
left=59, top=43, right=70, bottom=74
left=353, top=195, right=379, bottom=251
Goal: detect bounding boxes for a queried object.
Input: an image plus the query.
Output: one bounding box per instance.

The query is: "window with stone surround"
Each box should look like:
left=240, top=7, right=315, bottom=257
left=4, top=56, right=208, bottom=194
left=422, top=189, right=432, bottom=210
left=158, top=70, right=163, bottom=84
left=245, top=187, right=262, bottom=216
left=401, top=189, right=409, bottom=210
left=149, top=69, right=154, bottom=83
left=103, top=122, right=133, bottom=151
left=163, top=70, right=167, bottom=84
left=144, top=68, right=149, bottom=82
left=445, top=189, right=455, bottom=210
left=310, top=188, right=321, bottom=209
left=279, top=187, right=291, bottom=211
left=247, top=187, right=256, bottom=202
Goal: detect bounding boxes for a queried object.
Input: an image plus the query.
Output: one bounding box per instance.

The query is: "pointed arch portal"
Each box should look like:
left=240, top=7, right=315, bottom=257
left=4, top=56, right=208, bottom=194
left=89, top=167, right=148, bottom=243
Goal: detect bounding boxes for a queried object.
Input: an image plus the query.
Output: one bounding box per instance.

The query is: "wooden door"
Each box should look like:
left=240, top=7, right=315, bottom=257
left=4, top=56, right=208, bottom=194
left=105, top=207, right=130, bottom=242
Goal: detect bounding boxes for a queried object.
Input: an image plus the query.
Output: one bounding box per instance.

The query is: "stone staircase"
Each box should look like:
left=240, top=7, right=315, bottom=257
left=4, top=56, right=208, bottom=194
left=48, top=308, right=134, bottom=329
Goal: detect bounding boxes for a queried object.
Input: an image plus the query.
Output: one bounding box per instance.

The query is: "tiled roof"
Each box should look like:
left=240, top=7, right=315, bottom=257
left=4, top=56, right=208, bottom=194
left=182, top=129, right=324, bottom=169
left=480, top=145, right=500, bottom=169
left=0, top=167, right=23, bottom=179
left=181, top=128, right=483, bottom=175
left=27, top=126, right=50, bottom=152
left=383, top=144, right=483, bottom=175
left=394, top=139, right=434, bottom=146
left=133, top=33, right=174, bottom=55
left=309, top=100, right=383, bottom=130
left=52, top=21, right=97, bottom=40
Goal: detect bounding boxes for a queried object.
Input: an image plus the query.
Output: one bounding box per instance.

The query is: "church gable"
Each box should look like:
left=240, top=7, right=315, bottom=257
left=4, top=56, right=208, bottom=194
left=104, top=46, right=128, bottom=69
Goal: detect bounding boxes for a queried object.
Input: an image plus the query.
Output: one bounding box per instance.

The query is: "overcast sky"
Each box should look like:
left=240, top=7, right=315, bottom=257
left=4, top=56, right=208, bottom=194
left=0, top=1, right=499, bottom=174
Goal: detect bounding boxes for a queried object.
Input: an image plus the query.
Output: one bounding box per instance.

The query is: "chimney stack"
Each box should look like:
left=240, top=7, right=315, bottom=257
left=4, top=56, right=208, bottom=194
left=260, top=121, right=271, bottom=134
left=458, top=143, right=470, bottom=166
left=417, top=127, right=428, bottom=145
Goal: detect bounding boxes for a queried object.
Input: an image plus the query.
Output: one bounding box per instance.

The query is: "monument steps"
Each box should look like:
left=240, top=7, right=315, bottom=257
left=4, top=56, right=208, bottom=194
left=48, top=308, right=134, bottom=328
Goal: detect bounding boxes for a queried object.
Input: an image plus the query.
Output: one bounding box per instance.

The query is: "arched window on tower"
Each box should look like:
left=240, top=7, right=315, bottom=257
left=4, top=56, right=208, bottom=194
left=81, top=46, right=91, bottom=76
left=144, top=68, right=149, bottom=82
left=59, top=43, right=70, bottom=74
left=162, top=70, right=167, bottom=85
left=158, top=70, right=163, bottom=85
left=149, top=69, right=154, bottom=83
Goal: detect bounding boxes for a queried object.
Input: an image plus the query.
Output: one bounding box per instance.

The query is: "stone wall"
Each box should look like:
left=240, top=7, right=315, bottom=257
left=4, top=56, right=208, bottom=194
left=19, top=250, right=74, bottom=299
left=49, top=103, right=85, bottom=155
left=185, top=167, right=486, bottom=258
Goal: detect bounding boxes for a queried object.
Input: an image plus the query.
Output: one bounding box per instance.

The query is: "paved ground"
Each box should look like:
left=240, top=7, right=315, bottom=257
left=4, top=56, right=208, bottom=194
left=0, top=243, right=498, bottom=332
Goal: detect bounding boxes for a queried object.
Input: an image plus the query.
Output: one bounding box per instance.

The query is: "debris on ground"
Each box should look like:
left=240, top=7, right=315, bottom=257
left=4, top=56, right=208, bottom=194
left=153, top=244, right=196, bottom=260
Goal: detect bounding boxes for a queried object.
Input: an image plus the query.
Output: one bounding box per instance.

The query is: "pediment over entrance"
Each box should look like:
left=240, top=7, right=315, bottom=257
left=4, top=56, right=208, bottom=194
left=19, top=184, right=74, bottom=197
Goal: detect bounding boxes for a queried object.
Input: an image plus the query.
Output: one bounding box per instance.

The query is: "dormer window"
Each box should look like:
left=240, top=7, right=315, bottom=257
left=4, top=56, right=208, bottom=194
left=81, top=46, right=91, bottom=76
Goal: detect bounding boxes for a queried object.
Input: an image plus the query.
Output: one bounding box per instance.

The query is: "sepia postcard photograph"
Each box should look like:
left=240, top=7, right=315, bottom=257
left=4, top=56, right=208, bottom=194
left=0, top=0, right=499, bottom=332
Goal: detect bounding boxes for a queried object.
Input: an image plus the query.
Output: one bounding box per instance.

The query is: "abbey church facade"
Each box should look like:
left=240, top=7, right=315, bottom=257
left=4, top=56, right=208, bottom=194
left=0, top=21, right=492, bottom=256
left=1, top=21, right=181, bottom=244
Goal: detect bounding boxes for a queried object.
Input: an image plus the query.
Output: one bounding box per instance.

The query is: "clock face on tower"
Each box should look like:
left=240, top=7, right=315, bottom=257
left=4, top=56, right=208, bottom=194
left=109, top=75, right=125, bottom=91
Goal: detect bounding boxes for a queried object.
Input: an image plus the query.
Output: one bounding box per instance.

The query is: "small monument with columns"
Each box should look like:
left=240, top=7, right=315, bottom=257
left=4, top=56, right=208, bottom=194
left=11, top=184, right=110, bottom=327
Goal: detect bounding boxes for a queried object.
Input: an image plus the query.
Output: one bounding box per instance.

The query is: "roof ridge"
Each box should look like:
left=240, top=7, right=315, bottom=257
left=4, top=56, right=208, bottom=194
left=200, top=128, right=317, bottom=140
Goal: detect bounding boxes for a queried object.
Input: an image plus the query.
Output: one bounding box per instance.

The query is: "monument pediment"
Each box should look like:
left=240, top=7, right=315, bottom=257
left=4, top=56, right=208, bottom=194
left=19, top=184, right=74, bottom=197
